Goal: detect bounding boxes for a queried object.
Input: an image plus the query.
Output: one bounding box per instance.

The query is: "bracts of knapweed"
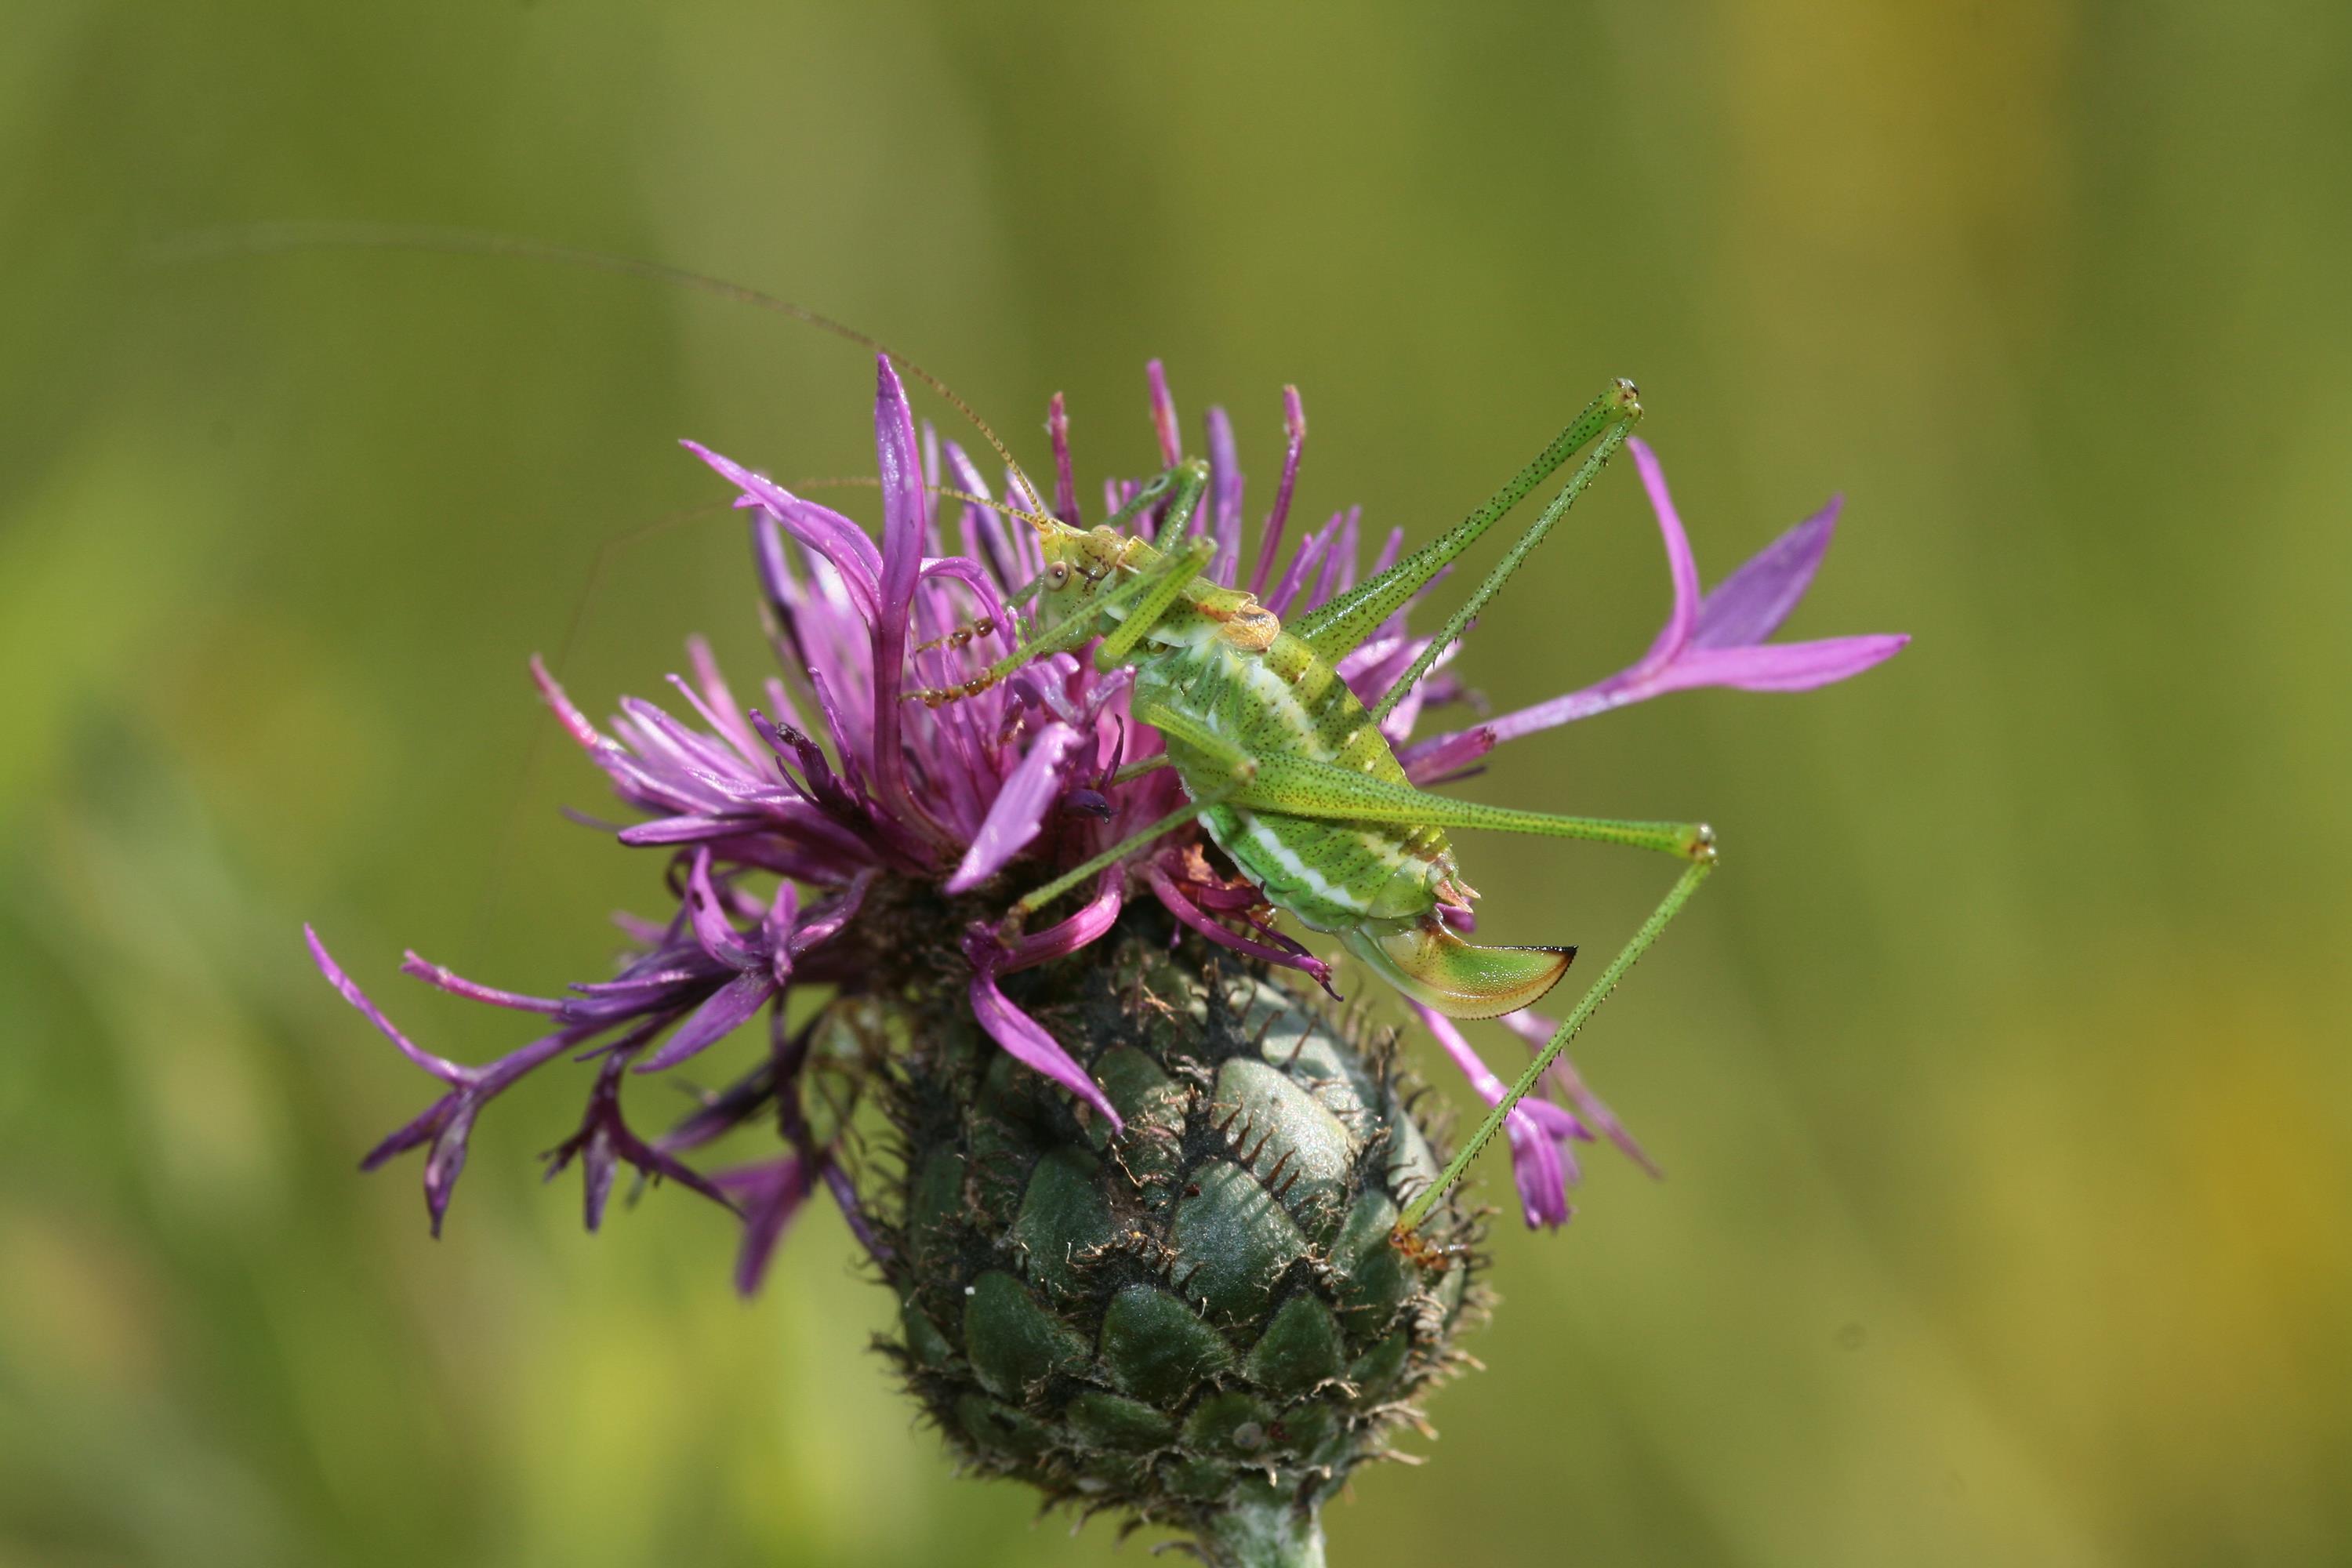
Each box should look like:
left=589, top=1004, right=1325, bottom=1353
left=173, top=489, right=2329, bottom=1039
left=310, top=354, right=1904, bottom=1567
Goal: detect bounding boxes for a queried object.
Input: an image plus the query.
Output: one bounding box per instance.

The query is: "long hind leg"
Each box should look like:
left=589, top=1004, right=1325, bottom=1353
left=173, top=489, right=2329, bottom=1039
left=1395, top=856, right=1711, bottom=1232
left=1290, top=379, right=1642, bottom=666
left=1136, top=702, right=1715, bottom=1233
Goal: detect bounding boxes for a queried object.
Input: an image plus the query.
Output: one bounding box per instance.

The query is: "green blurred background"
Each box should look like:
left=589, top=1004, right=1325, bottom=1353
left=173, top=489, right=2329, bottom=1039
left=5, top=3, right=2348, bottom=1564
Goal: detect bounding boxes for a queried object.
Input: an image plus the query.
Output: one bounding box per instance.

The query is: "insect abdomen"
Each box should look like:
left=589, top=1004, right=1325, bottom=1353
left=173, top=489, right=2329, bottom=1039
left=1139, top=629, right=1450, bottom=932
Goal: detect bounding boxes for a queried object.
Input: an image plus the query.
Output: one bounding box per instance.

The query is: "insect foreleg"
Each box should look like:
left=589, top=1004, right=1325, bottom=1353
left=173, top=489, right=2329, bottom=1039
left=1227, top=753, right=1716, bottom=862
left=1092, top=539, right=1214, bottom=670
left=1079, top=457, right=1208, bottom=541
left=1291, top=379, right=1640, bottom=665
left=1150, top=458, right=1210, bottom=549
left=909, top=603, right=1109, bottom=706
left=1395, top=854, right=1714, bottom=1234
left=1108, top=755, right=1172, bottom=786
left=911, top=532, right=1206, bottom=706
left=1367, top=414, right=1637, bottom=724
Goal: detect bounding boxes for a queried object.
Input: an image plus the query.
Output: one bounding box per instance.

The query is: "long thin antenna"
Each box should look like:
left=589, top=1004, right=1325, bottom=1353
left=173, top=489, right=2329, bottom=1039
left=154, top=220, right=1044, bottom=510
left=799, top=475, right=1065, bottom=537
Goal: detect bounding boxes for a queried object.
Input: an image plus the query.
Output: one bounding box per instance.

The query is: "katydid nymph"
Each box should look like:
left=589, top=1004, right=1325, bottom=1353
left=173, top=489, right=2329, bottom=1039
left=913, top=379, right=1718, bottom=1242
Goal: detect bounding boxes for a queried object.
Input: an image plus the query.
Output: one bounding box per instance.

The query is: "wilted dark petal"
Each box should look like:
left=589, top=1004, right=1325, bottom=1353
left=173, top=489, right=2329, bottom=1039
left=1691, top=498, right=1841, bottom=648
left=948, top=721, right=1080, bottom=892
left=963, top=932, right=1123, bottom=1130
left=422, top=1098, right=480, bottom=1238
left=359, top=1094, right=457, bottom=1171
left=638, top=968, right=773, bottom=1073
left=821, top=1160, right=891, bottom=1265
left=577, top=1124, right=619, bottom=1232
left=713, top=1156, right=818, bottom=1297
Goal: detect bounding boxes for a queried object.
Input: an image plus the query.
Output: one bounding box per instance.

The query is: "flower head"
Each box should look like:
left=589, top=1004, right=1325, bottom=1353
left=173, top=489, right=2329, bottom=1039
left=310, top=357, right=1906, bottom=1284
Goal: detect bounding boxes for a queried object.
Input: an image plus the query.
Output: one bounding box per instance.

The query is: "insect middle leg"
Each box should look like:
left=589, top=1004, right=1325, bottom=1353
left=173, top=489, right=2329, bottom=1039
left=909, top=521, right=1212, bottom=706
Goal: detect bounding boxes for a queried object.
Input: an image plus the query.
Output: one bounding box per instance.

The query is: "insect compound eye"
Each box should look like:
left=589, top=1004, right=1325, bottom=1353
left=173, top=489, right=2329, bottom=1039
left=1046, top=562, right=1072, bottom=589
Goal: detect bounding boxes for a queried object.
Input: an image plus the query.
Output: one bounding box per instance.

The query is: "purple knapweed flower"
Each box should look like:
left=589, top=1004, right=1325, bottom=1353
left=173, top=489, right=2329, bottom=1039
left=309, top=356, right=1905, bottom=1288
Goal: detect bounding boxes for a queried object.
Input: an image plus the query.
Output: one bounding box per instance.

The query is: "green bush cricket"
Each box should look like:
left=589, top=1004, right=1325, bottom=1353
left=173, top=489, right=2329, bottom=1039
left=913, top=380, right=1718, bottom=1247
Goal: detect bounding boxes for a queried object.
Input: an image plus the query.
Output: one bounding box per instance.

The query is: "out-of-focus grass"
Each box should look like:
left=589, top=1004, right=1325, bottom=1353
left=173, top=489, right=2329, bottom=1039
left=3, top=3, right=2347, bottom=1564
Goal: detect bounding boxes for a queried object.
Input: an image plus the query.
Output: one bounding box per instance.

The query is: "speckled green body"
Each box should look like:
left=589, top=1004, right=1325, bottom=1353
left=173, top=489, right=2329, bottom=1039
left=1134, top=621, right=1455, bottom=934
left=871, top=920, right=1481, bottom=1566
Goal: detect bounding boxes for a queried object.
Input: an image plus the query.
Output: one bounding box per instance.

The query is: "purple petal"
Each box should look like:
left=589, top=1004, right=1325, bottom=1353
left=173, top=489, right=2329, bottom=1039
left=422, top=1098, right=480, bottom=1237
left=637, top=969, right=774, bottom=1073
left=713, top=1156, right=818, bottom=1296
left=996, top=869, right=1124, bottom=971
left=822, top=1160, right=891, bottom=1265
left=1146, top=359, right=1182, bottom=468
left=1414, top=1002, right=1508, bottom=1104
left=1691, top=498, right=1841, bottom=649
left=1628, top=438, right=1702, bottom=672
left=1249, top=386, right=1308, bottom=597
left=1265, top=509, right=1343, bottom=617
left=1048, top=391, right=1080, bottom=526
left=398, top=952, right=568, bottom=1014
left=682, top=849, right=756, bottom=970
left=867, top=355, right=930, bottom=837
left=1145, top=866, right=1336, bottom=994
left=528, top=655, right=617, bottom=757
left=1399, top=724, right=1497, bottom=784
left=946, top=722, right=1080, bottom=892
left=682, top=441, right=882, bottom=619
left=759, top=879, right=801, bottom=973
left=1645, top=634, right=1911, bottom=695
left=359, top=1093, right=457, bottom=1171
left=785, top=869, right=876, bottom=958
left=1504, top=1109, right=1571, bottom=1230
left=963, top=933, right=1123, bottom=1130
left=616, top=815, right=756, bottom=847
left=1205, top=405, right=1243, bottom=585
left=576, top=1127, right=619, bottom=1232
left=306, top=927, right=467, bottom=1083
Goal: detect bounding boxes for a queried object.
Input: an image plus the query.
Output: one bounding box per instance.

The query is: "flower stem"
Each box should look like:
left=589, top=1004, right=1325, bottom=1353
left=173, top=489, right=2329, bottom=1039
left=1200, top=1498, right=1327, bottom=1568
